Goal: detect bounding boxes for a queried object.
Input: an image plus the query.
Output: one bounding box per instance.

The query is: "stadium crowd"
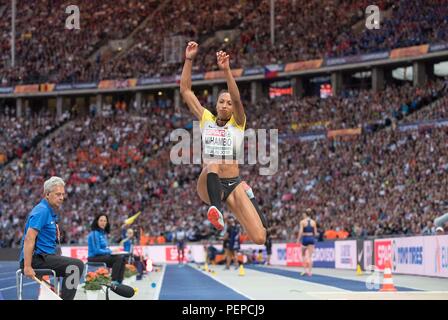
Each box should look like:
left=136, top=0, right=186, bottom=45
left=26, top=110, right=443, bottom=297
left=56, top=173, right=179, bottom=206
left=1, top=78, right=447, bottom=247
left=1, top=0, right=448, bottom=248
left=250, top=79, right=445, bottom=133
left=0, top=105, right=70, bottom=168
left=1, top=0, right=447, bottom=84
left=0, top=0, right=159, bottom=84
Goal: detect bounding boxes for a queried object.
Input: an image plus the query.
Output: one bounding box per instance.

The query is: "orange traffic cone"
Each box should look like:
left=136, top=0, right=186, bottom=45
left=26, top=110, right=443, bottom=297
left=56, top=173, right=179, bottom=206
left=380, top=261, right=397, bottom=292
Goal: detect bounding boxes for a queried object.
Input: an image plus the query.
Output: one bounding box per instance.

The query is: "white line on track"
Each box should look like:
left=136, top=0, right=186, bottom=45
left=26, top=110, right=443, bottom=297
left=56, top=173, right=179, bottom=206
left=0, top=281, right=38, bottom=292
left=302, top=291, right=448, bottom=294
left=192, top=264, right=254, bottom=300
left=153, top=264, right=166, bottom=300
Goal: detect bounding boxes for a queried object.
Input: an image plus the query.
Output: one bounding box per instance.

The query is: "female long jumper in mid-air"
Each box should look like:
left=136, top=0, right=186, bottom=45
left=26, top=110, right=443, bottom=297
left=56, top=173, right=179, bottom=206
left=179, top=41, right=267, bottom=245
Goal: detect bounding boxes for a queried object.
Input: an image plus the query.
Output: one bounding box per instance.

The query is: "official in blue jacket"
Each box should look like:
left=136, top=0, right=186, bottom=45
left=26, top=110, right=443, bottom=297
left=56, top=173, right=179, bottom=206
left=87, top=214, right=126, bottom=283
left=20, top=176, right=84, bottom=300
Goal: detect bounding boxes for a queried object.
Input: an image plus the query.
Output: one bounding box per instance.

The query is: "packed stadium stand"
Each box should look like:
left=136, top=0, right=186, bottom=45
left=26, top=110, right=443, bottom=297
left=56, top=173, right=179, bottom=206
left=0, top=0, right=447, bottom=248
left=1, top=0, right=447, bottom=84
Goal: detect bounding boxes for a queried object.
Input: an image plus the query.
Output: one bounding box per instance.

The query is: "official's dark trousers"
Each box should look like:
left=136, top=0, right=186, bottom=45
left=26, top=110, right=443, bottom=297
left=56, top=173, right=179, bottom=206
left=87, top=255, right=126, bottom=282
left=20, top=254, right=84, bottom=300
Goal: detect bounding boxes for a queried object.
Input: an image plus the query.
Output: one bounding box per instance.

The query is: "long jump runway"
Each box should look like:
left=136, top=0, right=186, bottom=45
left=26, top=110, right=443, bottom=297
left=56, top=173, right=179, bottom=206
left=1, top=261, right=448, bottom=300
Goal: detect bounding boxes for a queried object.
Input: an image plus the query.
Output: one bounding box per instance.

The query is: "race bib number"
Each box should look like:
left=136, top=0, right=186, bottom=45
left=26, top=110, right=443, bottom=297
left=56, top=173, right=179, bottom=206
left=203, top=127, right=233, bottom=156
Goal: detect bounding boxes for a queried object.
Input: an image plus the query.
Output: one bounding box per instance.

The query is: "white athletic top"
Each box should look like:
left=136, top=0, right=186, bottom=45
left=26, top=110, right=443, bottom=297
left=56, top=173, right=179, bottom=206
left=175, top=230, right=186, bottom=241
left=200, top=109, right=246, bottom=160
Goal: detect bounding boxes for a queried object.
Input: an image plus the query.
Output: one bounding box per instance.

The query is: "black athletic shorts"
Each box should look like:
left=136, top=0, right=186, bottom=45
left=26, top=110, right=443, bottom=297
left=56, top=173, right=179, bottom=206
left=220, top=176, right=242, bottom=201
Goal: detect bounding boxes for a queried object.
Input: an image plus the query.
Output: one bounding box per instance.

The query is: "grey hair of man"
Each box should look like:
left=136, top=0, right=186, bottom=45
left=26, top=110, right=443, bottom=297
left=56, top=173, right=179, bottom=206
left=43, top=176, right=66, bottom=195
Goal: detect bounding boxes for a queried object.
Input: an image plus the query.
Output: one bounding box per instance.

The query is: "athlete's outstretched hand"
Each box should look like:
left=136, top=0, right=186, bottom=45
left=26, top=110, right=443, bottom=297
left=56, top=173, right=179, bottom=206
left=185, top=41, right=199, bottom=60
left=216, top=50, right=230, bottom=71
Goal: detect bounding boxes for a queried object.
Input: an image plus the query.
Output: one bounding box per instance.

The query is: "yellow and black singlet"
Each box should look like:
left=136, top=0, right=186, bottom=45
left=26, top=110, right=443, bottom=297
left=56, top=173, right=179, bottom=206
left=199, top=109, right=246, bottom=160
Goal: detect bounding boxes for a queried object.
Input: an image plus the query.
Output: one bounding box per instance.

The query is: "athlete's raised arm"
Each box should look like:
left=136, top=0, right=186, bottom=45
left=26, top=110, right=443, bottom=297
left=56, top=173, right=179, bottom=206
left=180, top=41, right=205, bottom=121
left=217, top=50, right=245, bottom=127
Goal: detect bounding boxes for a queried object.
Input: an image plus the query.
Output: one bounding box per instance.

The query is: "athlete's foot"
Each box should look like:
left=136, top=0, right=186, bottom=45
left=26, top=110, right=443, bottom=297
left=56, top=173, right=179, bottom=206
left=300, top=271, right=306, bottom=276
left=307, top=272, right=312, bottom=277
left=207, top=206, right=224, bottom=230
